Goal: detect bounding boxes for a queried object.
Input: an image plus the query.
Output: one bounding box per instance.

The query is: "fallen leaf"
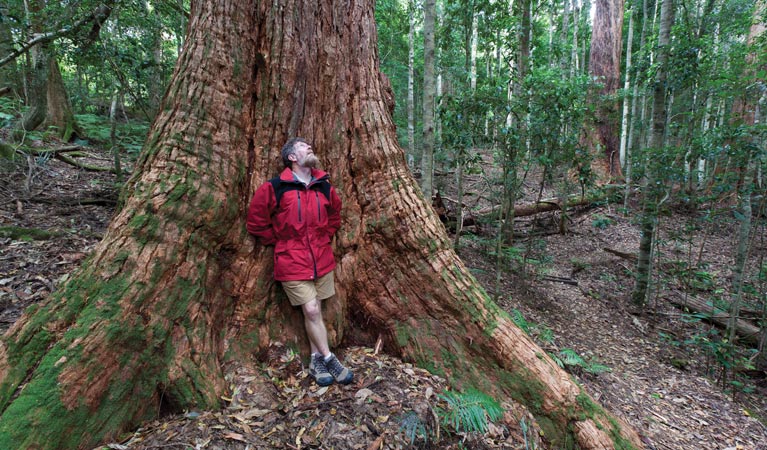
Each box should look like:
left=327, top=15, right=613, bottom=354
left=312, top=386, right=329, bottom=397
left=355, top=388, right=374, bottom=404
left=238, top=408, right=272, bottom=420
left=222, top=431, right=247, bottom=442
left=366, top=434, right=385, bottom=450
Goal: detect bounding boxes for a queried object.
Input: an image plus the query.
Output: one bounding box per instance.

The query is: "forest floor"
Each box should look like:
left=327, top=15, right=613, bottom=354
left=1, top=145, right=767, bottom=449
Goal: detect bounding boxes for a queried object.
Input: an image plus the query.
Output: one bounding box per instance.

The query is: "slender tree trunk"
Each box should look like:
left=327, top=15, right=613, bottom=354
left=728, top=172, right=752, bottom=344
left=619, top=7, right=634, bottom=169
left=571, top=0, right=580, bottom=77
left=728, top=0, right=766, bottom=344
left=632, top=0, right=674, bottom=307
left=420, top=0, right=436, bottom=197
left=0, top=6, right=20, bottom=97
left=502, top=0, right=531, bottom=244
left=407, top=0, right=416, bottom=166
left=0, top=1, right=643, bottom=449
left=110, top=90, right=123, bottom=182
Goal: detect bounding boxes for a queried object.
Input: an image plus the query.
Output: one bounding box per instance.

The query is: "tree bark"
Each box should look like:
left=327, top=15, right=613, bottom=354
left=17, top=42, right=81, bottom=139
left=44, top=56, right=82, bottom=141
left=407, top=0, right=416, bottom=165
left=0, top=1, right=643, bottom=449
left=631, top=0, right=674, bottom=307
left=0, top=6, right=20, bottom=97
left=585, top=0, right=625, bottom=180
left=420, top=0, right=436, bottom=197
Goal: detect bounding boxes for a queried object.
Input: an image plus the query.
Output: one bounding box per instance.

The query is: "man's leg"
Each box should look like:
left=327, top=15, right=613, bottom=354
left=301, top=299, right=330, bottom=356
left=301, top=298, right=353, bottom=384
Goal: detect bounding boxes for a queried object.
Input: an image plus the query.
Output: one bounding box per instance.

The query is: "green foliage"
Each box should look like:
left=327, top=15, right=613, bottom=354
left=399, top=411, right=429, bottom=445
left=0, top=226, right=60, bottom=241
left=75, top=114, right=149, bottom=156
left=591, top=215, right=615, bottom=229
left=437, top=388, right=503, bottom=434
left=553, top=349, right=611, bottom=375
left=0, top=97, right=21, bottom=128
left=511, top=309, right=554, bottom=344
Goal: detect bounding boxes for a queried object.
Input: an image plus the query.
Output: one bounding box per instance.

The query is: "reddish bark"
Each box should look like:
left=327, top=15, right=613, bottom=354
left=0, top=0, right=643, bottom=448
left=587, top=0, right=625, bottom=179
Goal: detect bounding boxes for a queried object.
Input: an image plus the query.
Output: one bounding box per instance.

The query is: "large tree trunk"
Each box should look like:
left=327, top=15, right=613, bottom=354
left=22, top=54, right=83, bottom=140
left=44, top=57, right=82, bottom=141
left=585, top=0, right=625, bottom=179
left=17, top=0, right=81, bottom=139
left=0, top=0, right=642, bottom=448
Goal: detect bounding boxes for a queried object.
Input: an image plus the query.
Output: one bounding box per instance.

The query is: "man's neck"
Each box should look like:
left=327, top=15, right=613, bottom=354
left=292, top=166, right=312, bottom=184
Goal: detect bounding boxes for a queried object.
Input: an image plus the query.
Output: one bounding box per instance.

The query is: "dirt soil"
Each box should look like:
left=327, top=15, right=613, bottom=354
left=1, top=149, right=766, bottom=449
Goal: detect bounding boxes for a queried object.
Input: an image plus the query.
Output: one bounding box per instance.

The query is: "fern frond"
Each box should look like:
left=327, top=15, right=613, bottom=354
left=558, top=348, right=585, bottom=367
left=438, top=388, right=503, bottom=434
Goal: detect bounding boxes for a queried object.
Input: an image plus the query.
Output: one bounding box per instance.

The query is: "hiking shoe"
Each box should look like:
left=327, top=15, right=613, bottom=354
left=309, top=353, right=334, bottom=386
left=324, top=353, right=353, bottom=384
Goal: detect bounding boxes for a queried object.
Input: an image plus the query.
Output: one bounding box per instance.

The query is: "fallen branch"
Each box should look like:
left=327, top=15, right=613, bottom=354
left=54, top=153, right=119, bottom=173
left=666, top=292, right=760, bottom=345
left=22, top=145, right=83, bottom=155
left=28, top=194, right=117, bottom=207
left=542, top=275, right=579, bottom=286
left=602, top=247, right=637, bottom=263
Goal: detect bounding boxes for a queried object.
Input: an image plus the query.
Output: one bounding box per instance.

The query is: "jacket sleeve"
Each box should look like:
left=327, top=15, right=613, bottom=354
left=246, top=182, right=277, bottom=245
left=326, top=185, right=342, bottom=237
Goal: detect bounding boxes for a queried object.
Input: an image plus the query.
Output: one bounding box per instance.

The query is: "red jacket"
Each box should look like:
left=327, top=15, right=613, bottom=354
left=246, top=168, right=342, bottom=281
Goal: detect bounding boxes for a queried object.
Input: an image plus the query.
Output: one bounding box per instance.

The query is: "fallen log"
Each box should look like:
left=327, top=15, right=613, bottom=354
left=666, top=292, right=761, bottom=345
left=457, top=191, right=614, bottom=226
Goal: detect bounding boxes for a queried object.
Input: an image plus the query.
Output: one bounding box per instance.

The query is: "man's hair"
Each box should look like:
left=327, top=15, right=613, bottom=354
left=281, top=137, right=308, bottom=168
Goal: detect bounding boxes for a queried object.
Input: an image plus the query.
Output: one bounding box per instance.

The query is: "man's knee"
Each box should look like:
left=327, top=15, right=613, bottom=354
left=302, top=299, right=322, bottom=321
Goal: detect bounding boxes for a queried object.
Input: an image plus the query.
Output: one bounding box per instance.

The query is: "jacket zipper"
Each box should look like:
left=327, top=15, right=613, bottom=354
left=316, top=192, right=321, bottom=221
left=297, top=191, right=302, bottom=222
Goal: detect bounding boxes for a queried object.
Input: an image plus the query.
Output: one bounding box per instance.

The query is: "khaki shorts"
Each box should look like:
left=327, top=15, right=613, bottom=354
left=281, top=271, right=335, bottom=306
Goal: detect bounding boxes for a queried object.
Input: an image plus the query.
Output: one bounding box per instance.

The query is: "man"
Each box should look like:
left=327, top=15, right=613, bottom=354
left=246, top=137, right=353, bottom=386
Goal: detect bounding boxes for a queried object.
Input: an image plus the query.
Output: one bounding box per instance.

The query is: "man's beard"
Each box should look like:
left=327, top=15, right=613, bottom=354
left=299, top=153, right=319, bottom=168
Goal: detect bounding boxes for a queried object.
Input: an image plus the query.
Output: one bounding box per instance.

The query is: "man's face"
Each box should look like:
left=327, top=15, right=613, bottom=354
left=292, top=142, right=319, bottom=168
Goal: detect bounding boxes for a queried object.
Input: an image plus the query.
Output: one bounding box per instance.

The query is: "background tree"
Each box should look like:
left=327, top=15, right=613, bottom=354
left=631, top=0, right=675, bottom=307
left=421, top=0, right=437, bottom=196
left=0, top=5, right=21, bottom=97
left=0, top=0, right=643, bottom=448
left=585, top=0, right=625, bottom=179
